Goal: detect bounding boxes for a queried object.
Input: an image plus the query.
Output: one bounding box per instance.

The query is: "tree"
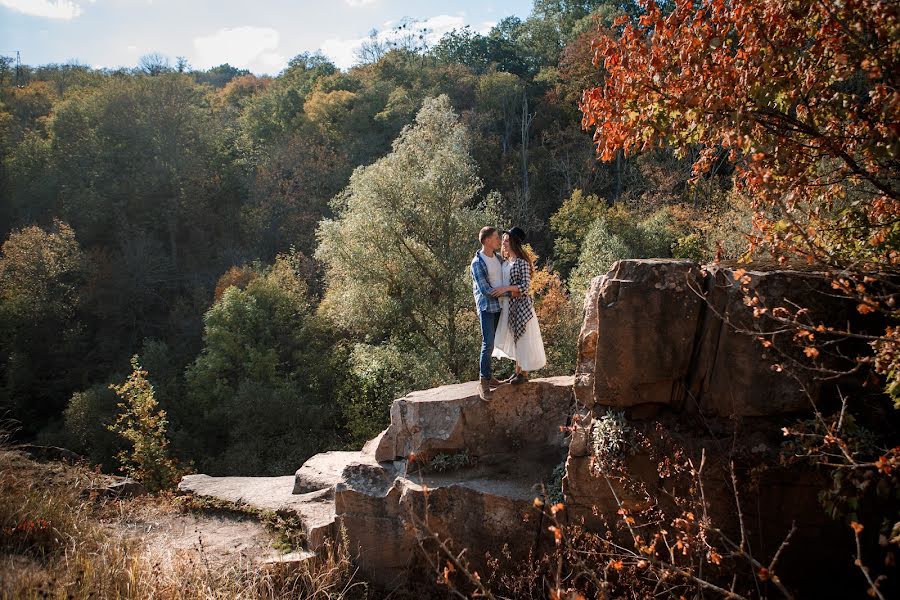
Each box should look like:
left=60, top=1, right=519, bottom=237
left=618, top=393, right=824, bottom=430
left=317, top=95, right=487, bottom=379
left=193, top=63, right=249, bottom=88
left=108, top=356, right=182, bottom=492
left=137, top=53, right=171, bottom=76
left=0, top=221, right=86, bottom=434
left=569, top=206, right=678, bottom=295
left=550, top=189, right=606, bottom=275
left=182, top=252, right=342, bottom=474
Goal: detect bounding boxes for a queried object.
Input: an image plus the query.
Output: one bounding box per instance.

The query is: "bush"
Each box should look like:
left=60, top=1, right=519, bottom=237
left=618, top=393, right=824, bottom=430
left=62, top=382, right=125, bottom=470
left=338, top=342, right=450, bottom=448
left=531, top=267, right=582, bottom=376
left=206, top=380, right=341, bottom=476
left=549, top=189, right=606, bottom=276
left=107, top=356, right=182, bottom=492
left=569, top=207, right=680, bottom=296
left=181, top=250, right=344, bottom=474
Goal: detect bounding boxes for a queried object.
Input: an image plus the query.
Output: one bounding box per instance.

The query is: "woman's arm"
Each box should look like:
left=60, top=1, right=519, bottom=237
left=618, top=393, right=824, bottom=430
left=489, top=285, right=519, bottom=297
left=513, top=260, right=531, bottom=295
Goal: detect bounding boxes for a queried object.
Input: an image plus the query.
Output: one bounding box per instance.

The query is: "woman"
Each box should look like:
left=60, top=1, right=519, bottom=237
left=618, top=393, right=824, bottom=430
left=491, top=227, right=546, bottom=383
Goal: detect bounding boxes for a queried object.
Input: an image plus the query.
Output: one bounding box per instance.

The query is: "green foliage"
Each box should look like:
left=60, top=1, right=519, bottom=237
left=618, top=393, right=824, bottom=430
left=672, top=232, right=704, bottom=261
left=570, top=206, right=680, bottom=296
left=0, top=220, right=86, bottom=434
left=107, top=356, right=182, bottom=492
left=426, top=450, right=476, bottom=473
left=546, top=460, right=567, bottom=505
left=338, top=342, right=445, bottom=448
left=62, top=383, right=124, bottom=470
left=590, top=409, right=631, bottom=472
left=317, top=95, right=487, bottom=380
left=549, top=189, right=606, bottom=276
left=182, top=251, right=343, bottom=474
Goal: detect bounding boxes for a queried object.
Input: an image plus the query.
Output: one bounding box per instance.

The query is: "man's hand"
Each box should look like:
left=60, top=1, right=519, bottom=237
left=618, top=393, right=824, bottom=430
left=489, top=288, right=506, bottom=298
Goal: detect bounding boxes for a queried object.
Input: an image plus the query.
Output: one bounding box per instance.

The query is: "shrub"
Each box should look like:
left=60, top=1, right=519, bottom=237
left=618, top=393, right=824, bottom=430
left=62, top=382, right=124, bottom=470
left=531, top=267, right=582, bottom=375
left=338, top=342, right=449, bottom=448
left=107, top=356, right=182, bottom=492
left=427, top=450, right=476, bottom=473
left=549, top=189, right=606, bottom=276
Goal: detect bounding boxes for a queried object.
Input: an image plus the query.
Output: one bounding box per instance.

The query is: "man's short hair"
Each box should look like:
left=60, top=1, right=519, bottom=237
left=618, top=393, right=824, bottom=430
left=479, top=226, right=498, bottom=243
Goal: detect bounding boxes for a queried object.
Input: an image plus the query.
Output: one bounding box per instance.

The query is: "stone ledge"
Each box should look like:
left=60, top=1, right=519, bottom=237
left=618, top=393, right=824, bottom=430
left=373, top=376, right=575, bottom=462
left=178, top=474, right=335, bottom=551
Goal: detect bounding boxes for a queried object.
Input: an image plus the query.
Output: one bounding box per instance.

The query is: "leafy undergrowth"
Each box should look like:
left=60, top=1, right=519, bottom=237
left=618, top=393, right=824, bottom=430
left=0, top=446, right=368, bottom=599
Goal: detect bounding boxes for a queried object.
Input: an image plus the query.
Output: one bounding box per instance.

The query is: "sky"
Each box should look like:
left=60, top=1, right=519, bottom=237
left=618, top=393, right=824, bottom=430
left=0, top=0, right=535, bottom=73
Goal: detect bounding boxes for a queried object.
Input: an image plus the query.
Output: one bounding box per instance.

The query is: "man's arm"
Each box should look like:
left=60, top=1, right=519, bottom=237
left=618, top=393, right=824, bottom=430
left=472, top=258, right=497, bottom=295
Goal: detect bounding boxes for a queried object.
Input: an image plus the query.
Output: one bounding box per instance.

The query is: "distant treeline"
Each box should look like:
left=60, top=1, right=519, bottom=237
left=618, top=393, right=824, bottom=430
left=0, top=0, right=741, bottom=475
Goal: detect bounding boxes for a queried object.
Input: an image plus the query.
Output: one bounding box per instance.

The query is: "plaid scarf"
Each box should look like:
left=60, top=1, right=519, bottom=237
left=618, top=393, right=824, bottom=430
left=509, top=258, right=535, bottom=341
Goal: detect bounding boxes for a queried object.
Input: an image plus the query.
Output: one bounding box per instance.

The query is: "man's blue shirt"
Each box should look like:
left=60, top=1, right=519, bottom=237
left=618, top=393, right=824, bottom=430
left=471, top=251, right=502, bottom=313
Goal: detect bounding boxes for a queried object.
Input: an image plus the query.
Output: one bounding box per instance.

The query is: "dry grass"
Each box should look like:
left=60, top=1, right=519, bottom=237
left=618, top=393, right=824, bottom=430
left=0, top=446, right=367, bottom=599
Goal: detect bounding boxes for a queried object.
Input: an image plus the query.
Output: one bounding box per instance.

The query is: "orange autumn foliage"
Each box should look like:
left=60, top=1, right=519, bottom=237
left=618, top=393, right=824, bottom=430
left=580, top=0, right=899, bottom=401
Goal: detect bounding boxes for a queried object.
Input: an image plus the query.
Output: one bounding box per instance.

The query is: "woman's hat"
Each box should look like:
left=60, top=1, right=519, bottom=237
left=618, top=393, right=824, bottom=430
left=505, top=226, right=527, bottom=243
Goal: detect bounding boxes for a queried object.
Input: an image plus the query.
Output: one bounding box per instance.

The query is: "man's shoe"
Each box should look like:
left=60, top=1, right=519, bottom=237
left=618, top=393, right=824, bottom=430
left=489, top=377, right=503, bottom=388
left=510, top=372, right=528, bottom=385
left=479, top=378, right=493, bottom=400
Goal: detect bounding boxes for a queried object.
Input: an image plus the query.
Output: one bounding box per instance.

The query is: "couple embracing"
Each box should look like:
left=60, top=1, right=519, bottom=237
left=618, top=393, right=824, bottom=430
left=471, top=226, right=546, bottom=400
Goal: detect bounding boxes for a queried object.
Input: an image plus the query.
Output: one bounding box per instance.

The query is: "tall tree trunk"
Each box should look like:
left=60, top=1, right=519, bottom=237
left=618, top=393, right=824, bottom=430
left=615, top=148, right=623, bottom=201
left=520, top=93, right=534, bottom=221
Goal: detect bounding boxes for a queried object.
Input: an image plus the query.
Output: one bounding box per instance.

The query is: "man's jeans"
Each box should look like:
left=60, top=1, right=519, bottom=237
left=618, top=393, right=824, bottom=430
left=479, top=309, right=501, bottom=380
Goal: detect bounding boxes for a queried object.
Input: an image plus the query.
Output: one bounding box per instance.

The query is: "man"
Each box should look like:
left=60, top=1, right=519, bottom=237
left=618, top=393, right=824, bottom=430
left=471, top=226, right=504, bottom=400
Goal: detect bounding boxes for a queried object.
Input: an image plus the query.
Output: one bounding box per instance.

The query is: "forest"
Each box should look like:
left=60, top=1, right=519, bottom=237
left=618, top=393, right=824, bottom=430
left=0, top=0, right=895, bottom=488
left=1, top=0, right=898, bottom=597
left=0, top=0, right=738, bottom=477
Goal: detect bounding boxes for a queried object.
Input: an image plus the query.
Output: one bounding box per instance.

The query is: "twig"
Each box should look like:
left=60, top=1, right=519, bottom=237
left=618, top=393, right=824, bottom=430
left=852, top=524, right=886, bottom=600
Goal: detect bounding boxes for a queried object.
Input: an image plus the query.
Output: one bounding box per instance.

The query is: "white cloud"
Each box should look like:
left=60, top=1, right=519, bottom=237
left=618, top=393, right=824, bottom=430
left=0, top=0, right=83, bottom=19
left=345, top=0, right=376, bottom=6
left=320, top=13, right=487, bottom=71
left=192, top=26, right=287, bottom=74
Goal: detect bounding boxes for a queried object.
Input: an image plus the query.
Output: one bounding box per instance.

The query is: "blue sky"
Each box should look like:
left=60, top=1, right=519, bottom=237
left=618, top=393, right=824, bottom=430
left=0, top=0, right=535, bottom=73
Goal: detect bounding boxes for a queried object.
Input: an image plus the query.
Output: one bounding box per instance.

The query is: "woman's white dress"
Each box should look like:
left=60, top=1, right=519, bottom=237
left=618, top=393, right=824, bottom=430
left=493, top=260, right=547, bottom=372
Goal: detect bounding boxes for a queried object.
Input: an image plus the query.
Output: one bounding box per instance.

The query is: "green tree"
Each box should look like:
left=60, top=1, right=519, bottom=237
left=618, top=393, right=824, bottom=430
left=63, top=382, right=125, bottom=470
left=182, top=252, right=342, bottom=474
left=549, top=189, right=606, bottom=275
left=108, top=356, right=182, bottom=492
left=0, top=221, right=86, bottom=434
left=317, top=95, right=487, bottom=379
left=570, top=207, right=679, bottom=295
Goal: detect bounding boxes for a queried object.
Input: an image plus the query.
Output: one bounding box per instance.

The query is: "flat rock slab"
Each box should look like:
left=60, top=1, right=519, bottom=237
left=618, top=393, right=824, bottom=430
left=374, top=376, right=574, bottom=462
left=124, top=512, right=295, bottom=568
left=178, top=474, right=335, bottom=551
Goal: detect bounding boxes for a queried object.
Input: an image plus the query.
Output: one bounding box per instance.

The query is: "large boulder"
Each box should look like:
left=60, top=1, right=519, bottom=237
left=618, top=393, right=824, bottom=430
left=575, top=259, right=706, bottom=410
left=334, top=377, right=574, bottom=587
left=576, top=259, right=866, bottom=417
left=373, top=376, right=575, bottom=462
left=293, top=450, right=398, bottom=495
left=335, top=468, right=551, bottom=589
left=688, top=264, right=861, bottom=416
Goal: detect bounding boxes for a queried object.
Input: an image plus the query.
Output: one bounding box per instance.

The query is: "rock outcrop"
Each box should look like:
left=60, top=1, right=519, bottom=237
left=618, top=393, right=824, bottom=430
left=178, top=259, right=882, bottom=596
left=371, top=376, right=574, bottom=462
left=179, top=377, right=574, bottom=587
left=576, top=259, right=866, bottom=416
